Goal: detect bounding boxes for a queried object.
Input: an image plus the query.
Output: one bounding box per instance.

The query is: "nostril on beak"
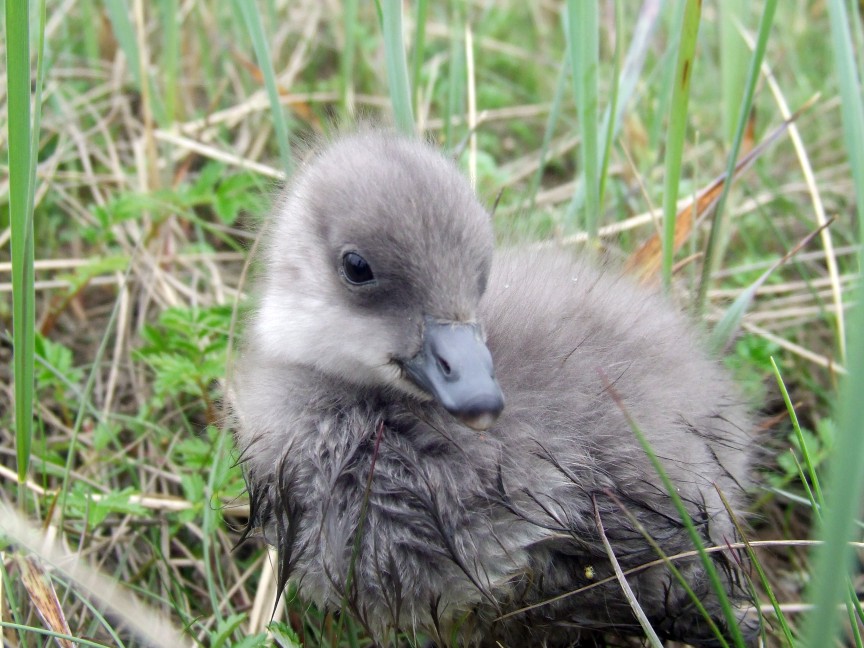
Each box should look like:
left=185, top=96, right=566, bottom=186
left=405, top=318, right=503, bottom=425
left=436, top=354, right=452, bottom=377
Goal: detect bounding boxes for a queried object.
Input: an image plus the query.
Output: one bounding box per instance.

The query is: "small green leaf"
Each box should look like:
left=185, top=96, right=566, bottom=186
left=190, top=162, right=225, bottom=199
left=231, top=634, right=270, bottom=648
left=66, top=485, right=150, bottom=526
left=93, top=421, right=121, bottom=451
left=181, top=473, right=205, bottom=504
left=35, top=334, right=83, bottom=388
left=211, top=612, right=247, bottom=648
left=269, top=621, right=303, bottom=648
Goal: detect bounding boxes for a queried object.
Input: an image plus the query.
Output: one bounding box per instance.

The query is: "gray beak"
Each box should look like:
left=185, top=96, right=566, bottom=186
left=404, top=317, right=504, bottom=431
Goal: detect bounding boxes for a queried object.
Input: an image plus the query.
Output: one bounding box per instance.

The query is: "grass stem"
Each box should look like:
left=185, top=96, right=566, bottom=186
left=7, top=0, right=37, bottom=505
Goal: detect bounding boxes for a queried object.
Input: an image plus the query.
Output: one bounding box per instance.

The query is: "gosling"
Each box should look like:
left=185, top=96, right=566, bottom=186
left=231, top=129, right=757, bottom=647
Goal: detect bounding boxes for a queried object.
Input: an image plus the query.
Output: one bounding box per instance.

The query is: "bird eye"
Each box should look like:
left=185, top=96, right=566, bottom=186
left=341, top=251, right=376, bottom=285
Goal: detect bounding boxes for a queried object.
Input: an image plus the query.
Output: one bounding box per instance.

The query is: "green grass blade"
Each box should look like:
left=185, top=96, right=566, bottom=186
left=647, top=4, right=686, bottom=155
left=80, top=0, right=100, bottom=60
left=411, top=0, right=428, bottom=116
left=852, top=0, right=864, bottom=76
left=661, top=0, right=700, bottom=292
left=560, top=0, right=661, bottom=224
left=565, top=0, right=599, bottom=237
left=696, top=0, right=778, bottom=311
left=340, top=0, right=359, bottom=118
left=444, top=5, right=465, bottom=149
left=710, top=281, right=761, bottom=355
left=234, top=0, right=293, bottom=172
left=104, top=2, right=166, bottom=128
left=847, top=603, right=864, bottom=648
left=597, top=0, right=623, bottom=211
left=7, top=0, right=37, bottom=494
left=527, top=52, right=569, bottom=212
left=716, top=487, right=796, bottom=647
left=29, top=0, right=47, bottom=221
left=379, top=0, right=415, bottom=134
left=104, top=0, right=141, bottom=87
left=802, top=0, right=864, bottom=644
left=719, top=0, right=748, bottom=143
left=203, top=430, right=230, bottom=625
left=771, top=358, right=825, bottom=507
left=606, top=379, right=745, bottom=647
left=20, top=0, right=48, bottom=500
left=710, top=219, right=827, bottom=353
left=826, top=2, right=864, bottom=251
left=0, top=621, right=114, bottom=648
left=159, top=0, right=180, bottom=123
left=789, top=453, right=821, bottom=520
left=609, top=0, right=662, bottom=141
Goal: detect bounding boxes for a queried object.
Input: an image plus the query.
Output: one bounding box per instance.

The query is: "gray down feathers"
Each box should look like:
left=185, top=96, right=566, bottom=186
left=231, top=130, right=757, bottom=647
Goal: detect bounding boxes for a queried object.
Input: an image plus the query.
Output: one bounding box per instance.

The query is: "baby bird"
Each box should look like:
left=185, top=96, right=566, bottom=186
left=231, top=130, right=757, bottom=647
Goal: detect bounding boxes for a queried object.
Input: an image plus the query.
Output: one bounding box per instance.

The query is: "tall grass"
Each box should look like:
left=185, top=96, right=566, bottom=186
left=7, top=0, right=38, bottom=500
left=104, top=0, right=141, bottom=88
left=802, top=0, right=864, bottom=645
left=565, top=0, right=600, bottom=238
left=410, top=0, right=429, bottom=116
left=235, top=1, right=293, bottom=172
left=443, top=4, right=465, bottom=149
left=379, top=0, right=415, bottom=134
left=696, top=0, right=778, bottom=312
left=1, top=2, right=862, bottom=646
left=158, top=0, right=180, bottom=124
left=660, top=0, right=700, bottom=291
left=340, top=0, right=359, bottom=117
left=612, top=389, right=747, bottom=648
left=526, top=52, right=569, bottom=212
left=719, top=0, right=748, bottom=145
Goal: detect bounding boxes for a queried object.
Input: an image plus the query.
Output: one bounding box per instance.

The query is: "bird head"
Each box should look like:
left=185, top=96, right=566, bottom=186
left=250, top=131, right=504, bottom=430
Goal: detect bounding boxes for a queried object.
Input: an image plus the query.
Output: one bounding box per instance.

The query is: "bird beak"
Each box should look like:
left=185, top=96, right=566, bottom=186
left=403, top=317, right=504, bottom=431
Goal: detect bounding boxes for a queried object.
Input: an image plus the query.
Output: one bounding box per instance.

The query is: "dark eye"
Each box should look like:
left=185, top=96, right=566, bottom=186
left=341, top=251, right=376, bottom=285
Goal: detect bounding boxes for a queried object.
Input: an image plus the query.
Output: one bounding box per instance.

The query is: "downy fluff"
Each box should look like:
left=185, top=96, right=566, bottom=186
left=231, top=130, right=757, bottom=647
